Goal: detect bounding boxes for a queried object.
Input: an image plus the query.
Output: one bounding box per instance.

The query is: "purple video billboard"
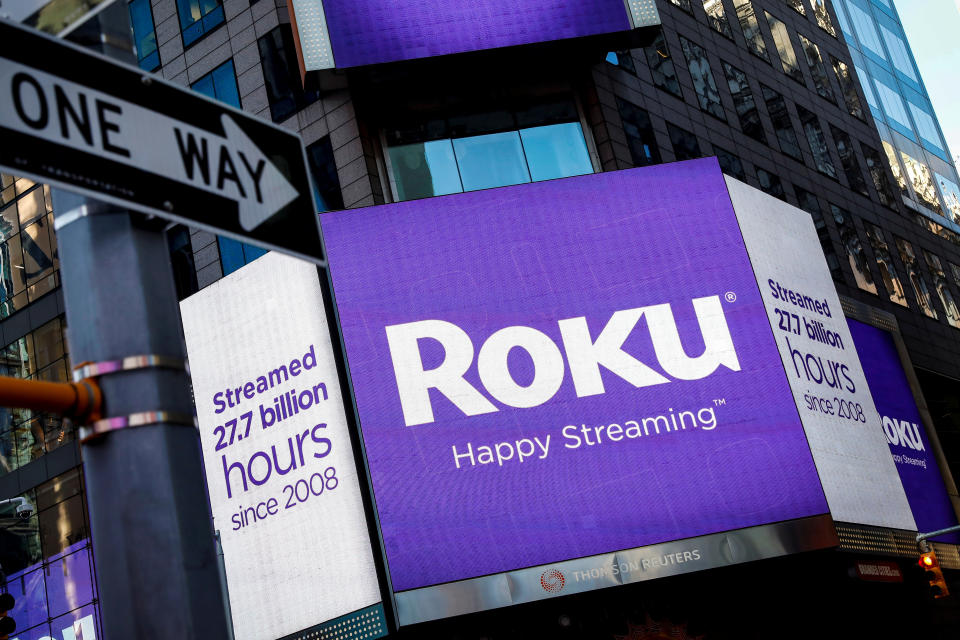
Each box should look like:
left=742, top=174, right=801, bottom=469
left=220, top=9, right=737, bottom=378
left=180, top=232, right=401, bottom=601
left=321, top=159, right=829, bottom=595
left=847, top=319, right=960, bottom=543
left=321, top=0, right=633, bottom=68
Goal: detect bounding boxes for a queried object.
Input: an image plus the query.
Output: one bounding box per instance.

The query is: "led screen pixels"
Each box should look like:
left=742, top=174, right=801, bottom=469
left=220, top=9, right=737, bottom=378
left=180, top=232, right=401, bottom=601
left=846, top=319, right=960, bottom=543
left=726, top=177, right=915, bottom=531
left=321, top=158, right=829, bottom=593
left=319, top=0, right=633, bottom=68
left=179, top=252, right=380, bottom=640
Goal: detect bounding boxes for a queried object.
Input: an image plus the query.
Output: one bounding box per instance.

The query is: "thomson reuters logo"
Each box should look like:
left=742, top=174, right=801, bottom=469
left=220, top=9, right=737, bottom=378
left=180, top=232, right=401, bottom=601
left=540, top=569, right=565, bottom=593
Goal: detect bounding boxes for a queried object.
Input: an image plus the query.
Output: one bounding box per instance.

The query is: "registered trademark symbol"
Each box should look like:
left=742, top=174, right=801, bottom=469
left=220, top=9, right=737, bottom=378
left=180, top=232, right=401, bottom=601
left=724, top=292, right=736, bottom=303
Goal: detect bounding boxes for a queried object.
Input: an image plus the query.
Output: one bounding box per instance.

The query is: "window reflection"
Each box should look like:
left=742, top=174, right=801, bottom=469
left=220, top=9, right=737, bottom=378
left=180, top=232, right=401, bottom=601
left=0, top=181, right=58, bottom=320
left=766, top=12, right=804, bottom=84
left=829, top=126, right=868, bottom=196
left=761, top=85, right=802, bottom=160
left=616, top=98, right=662, bottom=167
left=796, top=106, right=837, bottom=179
left=810, top=0, right=836, bottom=37
left=520, top=124, right=593, bottom=182
left=900, top=152, right=943, bottom=215
left=799, top=35, right=834, bottom=103
left=795, top=186, right=841, bottom=278
left=667, top=123, right=702, bottom=161
left=703, top=1, right=733, bottom=38
left=830, top=205, right=877, bottom=294
left=643, top=31, right=683, bottom=98
left=128, top=0, right=159, bottom=71
left=865, top=223, right=908, bottom=306
left=935, top=172, right=960, bottom=225
left=678, top=37, right=726, bottom=120
left=714, top=147, right=746, bottom=181
left=733, top=0, right=771, bottom=62
left=668, top=0, right=693, bottom=11
left=722, top=62, right=766, bottom=144
left=831, top=57, right=863, bottom=119
left=786, top=0, right=806, bottom=15
left=896, top=236, right=937, bottom=318
left=862, top=144, right=898, bottom=208
left=454, top=131, right=531, bottom=191
left=757, top=168, right=786, bottom=200
left=882, top=141, right=909, bottom=196
left=923, top=250, right=960, bottom=328
left=390, top=141, right=463, bottom=201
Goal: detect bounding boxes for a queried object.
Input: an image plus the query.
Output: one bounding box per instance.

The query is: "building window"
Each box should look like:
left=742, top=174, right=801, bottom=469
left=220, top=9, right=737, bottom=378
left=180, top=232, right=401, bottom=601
left=703, top=1, right=733, bottom=38
left=935, top=172, right=960, bottom=224
left=305, top=136, right=344, bottom=212
left=643, top=31, right=682, bottom=98
left=831, top=57, right=864, bottom=119
left=896, top=237, right=938, bottom=319
left=129, top=0, right=159, bottom=71
left=714, top=147, right=746, bottom=181
left=830, top=204, right=877, bottom=294
left=0, top=470, right=101, bottom=639
left=678, top=37, right=725, bottom=121
left=259, top=26, right=321, bottom=123
left=795, top=186, right=841, bottom=277
left=721, top=62, right=766, bottom=144
left=862, top=144, right=898, bottom=209
left=668, top=0, right=693, bottom=13
left=786, top=0, right=806, bottom=15
left=798, top=35, right=834, bottom=103
left=190, top=59, right=240, bottom=108
left=176, top=0, right=224, bottom=47
left=756, top=168, right=786, bottom=200
left=796, top=106, right=837, bottom=179
left=166, top=225, right=198, bottom=301
left=733, top=0, right=770, bottom=62
left=218, top=237, right=266, bottom=277
left=761, top=85, right=802, bottom=161
left=616, top=98, right=662, bottom=167
left=900, top=151, right=943, bottom=215
left=949, top=261, right=960, bottom=289
left=605, top=51, right=636, bottom=74
left=0, top=178, right=58, bottom=320
left=386, top=100, right=593, bottom=201
left=0, top=318, right=71, bottom=474
left=829, top=126, right=868, bottom=196
left=881, top=141, right=909, bottom=196
left=923, top=250, right=960, bottom=328
left=864, top=223, right=908, bottom=306
left=810, top=0, right=836, bottom=37
left=666, top=123, right=701, bottom=161
left=910, top=103, right=944, bottom=151
left=765, top=12, right=804, bottom=84
left=880, top=26, right=918, bottom=82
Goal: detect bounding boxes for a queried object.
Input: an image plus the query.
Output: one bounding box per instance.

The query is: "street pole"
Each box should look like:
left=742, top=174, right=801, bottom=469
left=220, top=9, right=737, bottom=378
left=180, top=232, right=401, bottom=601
left=48, top=4, right=232, bottom=638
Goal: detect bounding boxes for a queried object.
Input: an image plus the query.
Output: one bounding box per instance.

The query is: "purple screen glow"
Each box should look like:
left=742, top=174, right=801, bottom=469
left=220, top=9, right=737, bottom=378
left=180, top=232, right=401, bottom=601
left=847, top=319, right=960, bottom=544
left=321, top=159, right=829, bottom=591
left=322, top=0, right=633, bottom=68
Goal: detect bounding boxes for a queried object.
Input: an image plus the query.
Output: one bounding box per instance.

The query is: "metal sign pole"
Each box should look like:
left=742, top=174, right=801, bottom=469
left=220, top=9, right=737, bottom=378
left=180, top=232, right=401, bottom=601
left=47, top=4, right=232, bottom=638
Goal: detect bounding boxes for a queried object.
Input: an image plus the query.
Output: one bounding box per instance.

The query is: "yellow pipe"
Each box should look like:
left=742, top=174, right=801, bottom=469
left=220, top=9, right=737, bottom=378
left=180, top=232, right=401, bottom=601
left=0, top=375, right=102, bottom=423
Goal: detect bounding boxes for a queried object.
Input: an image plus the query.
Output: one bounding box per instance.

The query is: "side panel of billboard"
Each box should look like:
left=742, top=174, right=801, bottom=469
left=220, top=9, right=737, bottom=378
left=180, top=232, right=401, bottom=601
left=726, top=176, right=915, bottom=531
left=180, top=252, right=381, bottom=640
left=847, top=318, right=959, bottom=541
left=321, top=159, right=831, bottom=620
left=292, top=0, right=655, bottom=70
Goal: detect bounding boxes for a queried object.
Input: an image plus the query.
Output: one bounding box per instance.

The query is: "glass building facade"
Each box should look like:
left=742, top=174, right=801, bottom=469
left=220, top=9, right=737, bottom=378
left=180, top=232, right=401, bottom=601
left=831, top=0, right=960, bottom=229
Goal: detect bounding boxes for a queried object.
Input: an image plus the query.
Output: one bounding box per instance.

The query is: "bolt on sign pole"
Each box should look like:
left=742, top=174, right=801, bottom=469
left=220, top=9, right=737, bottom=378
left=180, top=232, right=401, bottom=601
left=44, top=4, right=232, bottom=639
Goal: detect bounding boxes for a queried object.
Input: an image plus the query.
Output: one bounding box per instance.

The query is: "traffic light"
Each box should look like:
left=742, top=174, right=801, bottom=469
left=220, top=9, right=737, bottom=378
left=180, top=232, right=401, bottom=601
left=919, top=551, right=950, bottom=599
left=0, top=591, right=15, bottom=640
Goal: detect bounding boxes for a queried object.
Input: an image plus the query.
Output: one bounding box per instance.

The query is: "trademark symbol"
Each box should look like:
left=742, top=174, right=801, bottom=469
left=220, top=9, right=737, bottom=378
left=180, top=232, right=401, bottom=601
left=724, top=292, right=736, bottom=303
left=713, top=398, right=726, bottom=406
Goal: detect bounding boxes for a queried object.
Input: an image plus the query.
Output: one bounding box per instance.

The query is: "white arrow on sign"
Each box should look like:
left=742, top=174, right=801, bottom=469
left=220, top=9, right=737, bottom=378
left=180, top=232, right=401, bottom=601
left=0, top=57, right=298, bottom=230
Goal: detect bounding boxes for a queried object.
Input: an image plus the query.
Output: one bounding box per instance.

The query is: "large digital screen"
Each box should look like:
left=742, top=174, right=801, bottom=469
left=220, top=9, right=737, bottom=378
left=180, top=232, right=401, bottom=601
left=291, top=0, right=658, bottom=70
left=847, top=318, right=960, bottom=542
left=180, top=252, right=382, bottom=640
left=321, top=159, right=833, bottom=619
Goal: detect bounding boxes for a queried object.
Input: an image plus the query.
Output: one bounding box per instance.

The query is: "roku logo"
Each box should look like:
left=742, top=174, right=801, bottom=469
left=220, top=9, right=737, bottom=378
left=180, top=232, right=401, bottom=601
left=385, top=296, right=741, bottom=426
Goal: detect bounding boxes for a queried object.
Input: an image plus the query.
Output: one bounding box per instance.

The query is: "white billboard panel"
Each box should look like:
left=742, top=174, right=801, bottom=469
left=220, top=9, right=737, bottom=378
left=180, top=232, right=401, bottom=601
left=180, top=252, right=380, bottom=640
left=727, top=176, right=916, bottom=530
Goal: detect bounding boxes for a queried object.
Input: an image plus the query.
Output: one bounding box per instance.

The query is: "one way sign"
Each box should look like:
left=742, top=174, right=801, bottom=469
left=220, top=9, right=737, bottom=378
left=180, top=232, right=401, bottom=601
left=0, top=18, right=323, bottom=263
